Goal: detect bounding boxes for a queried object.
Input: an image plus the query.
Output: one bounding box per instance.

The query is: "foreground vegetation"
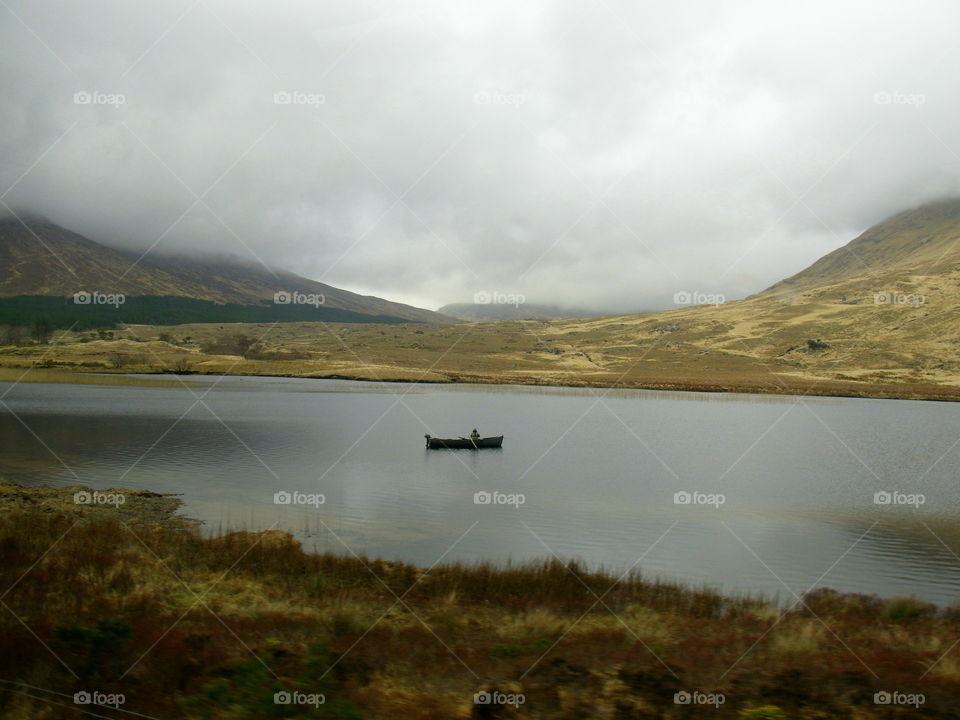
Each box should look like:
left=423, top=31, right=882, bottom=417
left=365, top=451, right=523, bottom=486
left=0, top=480, right=958, bottom=719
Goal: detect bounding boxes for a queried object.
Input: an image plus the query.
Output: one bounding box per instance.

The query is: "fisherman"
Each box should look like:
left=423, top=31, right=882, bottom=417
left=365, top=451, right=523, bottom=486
left=470, top=428, right=480, bottom=442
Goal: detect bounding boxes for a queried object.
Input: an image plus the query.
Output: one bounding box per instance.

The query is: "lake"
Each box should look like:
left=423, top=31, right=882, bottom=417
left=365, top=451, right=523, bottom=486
left=2, top=375, right=958, bottom=605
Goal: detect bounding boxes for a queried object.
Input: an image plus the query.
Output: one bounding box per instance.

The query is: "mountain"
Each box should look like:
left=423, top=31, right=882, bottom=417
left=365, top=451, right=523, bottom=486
left=0, top=217, right=447, bottom=323
left=437, top=302, right=593, bottom=321
left=766, top=197, right=960, bottom=294
left=5, top=199, right=959, bottom=399
left=527, top=195, right=960, bottom=390
left=229, top=195, right=957, bottom=396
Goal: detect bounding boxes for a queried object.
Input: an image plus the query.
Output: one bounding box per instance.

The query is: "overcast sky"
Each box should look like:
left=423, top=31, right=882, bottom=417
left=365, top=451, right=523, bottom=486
left=3, top=0, right=960, bottom=312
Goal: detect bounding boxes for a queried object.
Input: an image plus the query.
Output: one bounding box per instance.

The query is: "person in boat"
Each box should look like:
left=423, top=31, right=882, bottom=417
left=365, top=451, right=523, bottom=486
left=470, top=429, right=480, bottom=442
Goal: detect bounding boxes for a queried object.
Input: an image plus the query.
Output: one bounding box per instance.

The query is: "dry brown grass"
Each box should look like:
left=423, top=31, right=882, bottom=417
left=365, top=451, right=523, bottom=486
left=5, top=198, right=960, bottom=402
left=5, top=247, right=960, bottom=403
left=2, top=297, right=959, bottom=402
left=1, top=481, right=959, bottom=718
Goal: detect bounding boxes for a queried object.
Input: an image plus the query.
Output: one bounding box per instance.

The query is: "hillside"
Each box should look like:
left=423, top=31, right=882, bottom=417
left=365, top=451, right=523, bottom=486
left=767, top=197, right=960, bottom=294
left=0, top=217, right=447, bottom=323
left=3, top=198, right=959, bottom=401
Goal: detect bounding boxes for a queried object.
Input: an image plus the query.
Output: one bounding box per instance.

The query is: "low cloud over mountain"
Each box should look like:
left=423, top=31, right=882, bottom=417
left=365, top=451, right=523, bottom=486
left=4, top=0, right=960, bottom=313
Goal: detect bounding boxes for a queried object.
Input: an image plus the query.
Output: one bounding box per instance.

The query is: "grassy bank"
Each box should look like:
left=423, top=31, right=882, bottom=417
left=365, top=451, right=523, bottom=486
left=2, top=318, right=960, bottom=402
left=0, top=480, right=958, bottom=719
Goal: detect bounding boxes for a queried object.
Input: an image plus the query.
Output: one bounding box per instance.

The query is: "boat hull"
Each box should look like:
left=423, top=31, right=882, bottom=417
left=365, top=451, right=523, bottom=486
left=426, top=435, right=503, bottom=449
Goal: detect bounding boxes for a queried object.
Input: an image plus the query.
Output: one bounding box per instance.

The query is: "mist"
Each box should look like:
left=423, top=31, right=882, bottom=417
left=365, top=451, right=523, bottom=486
left=3, top=0, right=959, bottom=312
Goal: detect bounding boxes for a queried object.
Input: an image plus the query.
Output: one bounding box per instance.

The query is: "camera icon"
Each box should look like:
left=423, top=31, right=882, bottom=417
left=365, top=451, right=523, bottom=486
left=73, top=291, right=92, bottom=304
left=74, top=691, right=92, bottom=705
left=874, top=291, right=893, bottom=305
left=673, top=491, right=691, bottom=505
left=673, top=691, right=692, bottom=705
left=273, top=91, right=292, bottom=105
left=274, top=290, right=292, bottom=304
left=473, top=91, right=492, bottom=105
left=473, top=692, right=492, bottom=704
left=673, top=290, right=692, bottom=305
left=874, top=691, right=891, bottom=705
left=874, top=491, right=892, bottom=505
left=274, top=491, right=292, bottom=505
left=274, top=691, right=292, bottom=705
left=73, top=91, right=92, bottom=105
left=74, top=491, right=92, bottom=505
left=473, top=291, right=491, bottom=304
left=874, top=91, right=892, bottom=105
left=474, top=491, right=492, bottom=505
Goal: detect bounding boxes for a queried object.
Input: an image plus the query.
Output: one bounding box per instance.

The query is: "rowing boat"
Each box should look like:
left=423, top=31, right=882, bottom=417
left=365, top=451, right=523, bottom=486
left=424, top=434, right=503, bottom=449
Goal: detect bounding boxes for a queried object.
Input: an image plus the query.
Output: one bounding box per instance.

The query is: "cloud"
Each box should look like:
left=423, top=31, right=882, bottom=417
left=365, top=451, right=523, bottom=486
left=2, top=0, right=959, bottom=312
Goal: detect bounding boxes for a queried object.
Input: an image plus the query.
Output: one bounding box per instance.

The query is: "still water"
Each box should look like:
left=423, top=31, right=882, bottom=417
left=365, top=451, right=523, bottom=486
left=2, top=376, right=959, bottom=604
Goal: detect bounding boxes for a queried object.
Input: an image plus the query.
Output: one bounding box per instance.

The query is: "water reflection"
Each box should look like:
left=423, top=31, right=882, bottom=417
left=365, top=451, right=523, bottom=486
left=2, top=377, right=958, bottom=605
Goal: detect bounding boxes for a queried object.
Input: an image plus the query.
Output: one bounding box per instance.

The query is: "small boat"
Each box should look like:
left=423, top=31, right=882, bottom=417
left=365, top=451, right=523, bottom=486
left=425, top=434, right=503, bottom=449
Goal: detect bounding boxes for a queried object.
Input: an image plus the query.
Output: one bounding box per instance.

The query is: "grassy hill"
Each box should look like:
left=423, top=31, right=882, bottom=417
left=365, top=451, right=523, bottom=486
left=767, top=197, right=960, bottom=294
left=2, top=199, right=959, bottom=400
left=0, top=217, right=448, bottom=323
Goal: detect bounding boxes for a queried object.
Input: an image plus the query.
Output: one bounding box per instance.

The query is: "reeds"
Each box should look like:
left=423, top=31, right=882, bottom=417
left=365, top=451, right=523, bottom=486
left=0, top=508, right=958, bottom=718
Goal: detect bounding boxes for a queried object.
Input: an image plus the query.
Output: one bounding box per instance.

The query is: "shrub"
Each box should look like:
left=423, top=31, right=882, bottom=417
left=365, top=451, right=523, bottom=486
left=491, top=643, right=524, bottom=656
left=180, top=642, right=360, bottom=719
left=885, top=596, right=935, bottom=623
left=0, top=325, right=29, bottom=346
left=324, top=601, right=369, bottom=637
left=31, top=318, right=53, bottom=344
left=54, top=618, right=132, bottom=683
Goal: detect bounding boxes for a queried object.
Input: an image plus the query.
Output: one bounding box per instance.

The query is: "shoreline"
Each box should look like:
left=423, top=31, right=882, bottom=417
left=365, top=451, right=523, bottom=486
left=1, top=478, right=959, bottom=718
left=3, top=364, right=960, bottom=403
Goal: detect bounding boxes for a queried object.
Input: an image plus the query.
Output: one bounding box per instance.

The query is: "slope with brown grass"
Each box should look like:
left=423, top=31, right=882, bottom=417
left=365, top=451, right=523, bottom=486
left=0, top=217, right=448, bottom=322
